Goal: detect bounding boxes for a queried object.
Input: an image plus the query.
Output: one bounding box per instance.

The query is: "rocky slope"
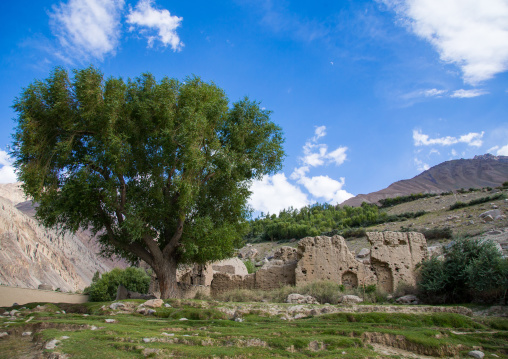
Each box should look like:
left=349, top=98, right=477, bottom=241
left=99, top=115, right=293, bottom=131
left=343, top=154, right=508, bottom=207
left=0, top=183, right=124, bottom=292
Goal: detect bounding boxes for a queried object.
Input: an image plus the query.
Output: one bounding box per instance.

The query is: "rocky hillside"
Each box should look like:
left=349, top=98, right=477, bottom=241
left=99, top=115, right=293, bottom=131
left=0, top=183, right=125, bottom=292
left=343, top=154, right=508, bottom=207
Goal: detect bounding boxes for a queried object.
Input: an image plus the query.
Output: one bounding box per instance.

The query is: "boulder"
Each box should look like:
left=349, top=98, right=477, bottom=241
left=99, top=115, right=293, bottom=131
left=338, top=295, right=363, bottom=304
left=116, top=284, right=156, bottom=300
left=109, top=302, right=126, bottom=310
left=468, top=350, right=485, bottom=359
left=238, top=246, right=258, bottom=260
left=286, top=293, right=319, bottom=304
left=480, top=209, right=501, bottom=219
left=395, top=295, right=419, bottom=305
left=143, top=299, right=164, bottom=308
left=356, top=248, right=370, bottom=258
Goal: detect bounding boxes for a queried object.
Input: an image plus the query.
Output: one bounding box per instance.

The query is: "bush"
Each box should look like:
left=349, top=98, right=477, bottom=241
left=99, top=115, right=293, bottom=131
left=418, top=238, right=508, bottom=304
left=421, top=227, right=453, bottom=240
left=243, top=259, right=257, bottom=274
left=84, top=267, right=151, bottom=302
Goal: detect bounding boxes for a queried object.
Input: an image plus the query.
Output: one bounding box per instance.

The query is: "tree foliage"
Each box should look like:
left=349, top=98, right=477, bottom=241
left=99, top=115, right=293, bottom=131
left=12, top=67, right=284, bottom=298
left=246, top=202, right=426, bottom=242
left=85, top=267, right=151, bottom=302
left=418, top=238, right=508, bottom=304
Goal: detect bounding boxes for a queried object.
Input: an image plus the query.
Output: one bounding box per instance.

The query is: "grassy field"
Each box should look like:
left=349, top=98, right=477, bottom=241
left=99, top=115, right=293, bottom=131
left=1, top=299, right=507, bottom=358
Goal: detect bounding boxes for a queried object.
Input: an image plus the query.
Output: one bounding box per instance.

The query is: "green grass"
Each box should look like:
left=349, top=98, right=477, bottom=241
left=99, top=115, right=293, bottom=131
left=1, top=300, right=507, bottom=358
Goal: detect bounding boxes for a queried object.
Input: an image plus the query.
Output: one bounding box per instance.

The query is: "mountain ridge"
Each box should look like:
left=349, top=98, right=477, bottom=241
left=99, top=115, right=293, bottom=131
left=342, top=154, right=508, bottom=207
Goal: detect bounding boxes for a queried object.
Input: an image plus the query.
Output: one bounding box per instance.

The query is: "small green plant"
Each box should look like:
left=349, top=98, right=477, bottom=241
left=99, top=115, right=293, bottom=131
left=243, top=259, right=257, bottom=274
left=364, top=284, right=376, bottom=294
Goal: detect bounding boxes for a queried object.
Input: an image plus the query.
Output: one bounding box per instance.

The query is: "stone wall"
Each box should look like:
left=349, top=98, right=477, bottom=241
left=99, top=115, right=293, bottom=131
left=295, top=235, right=377, bottom=288
left=153, top=231, right=428, bottom=298
left=367, top=231, right=427, bottom=291
left=210, top=273, right=256, bottom=296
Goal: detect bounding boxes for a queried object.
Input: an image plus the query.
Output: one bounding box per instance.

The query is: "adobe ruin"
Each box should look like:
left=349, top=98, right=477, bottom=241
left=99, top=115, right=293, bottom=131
left=149, top=231, right=428, bottom=298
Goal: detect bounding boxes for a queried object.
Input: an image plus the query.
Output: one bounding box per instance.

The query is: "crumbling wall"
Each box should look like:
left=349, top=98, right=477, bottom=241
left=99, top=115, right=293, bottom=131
left=295, top=235, right=377, bottom=287
left=255, top=261, right=296, bottom=290
left=367, top=231, right=427, bottom=290
left=210, top=272, right=256, bottom=296
left=212, top=258, right=249, bottom=276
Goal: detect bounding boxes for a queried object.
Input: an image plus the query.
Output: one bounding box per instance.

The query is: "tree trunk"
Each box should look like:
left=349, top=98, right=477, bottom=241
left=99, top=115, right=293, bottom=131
left=153, top=258, right=180, bottom=299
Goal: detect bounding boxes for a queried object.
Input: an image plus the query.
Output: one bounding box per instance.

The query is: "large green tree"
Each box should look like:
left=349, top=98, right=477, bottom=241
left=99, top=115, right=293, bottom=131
left=12, top=67, right=284, bottom=298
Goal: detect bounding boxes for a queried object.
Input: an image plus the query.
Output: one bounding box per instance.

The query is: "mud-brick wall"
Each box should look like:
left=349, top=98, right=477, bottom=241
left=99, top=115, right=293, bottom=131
left=255, top=262, right=296, bottom=290
left=210, top=273, right=256, bottom=296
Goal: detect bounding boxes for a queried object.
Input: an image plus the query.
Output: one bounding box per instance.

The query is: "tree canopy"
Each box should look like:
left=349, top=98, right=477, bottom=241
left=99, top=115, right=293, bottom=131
left=12, top=67, right=284, bottom=298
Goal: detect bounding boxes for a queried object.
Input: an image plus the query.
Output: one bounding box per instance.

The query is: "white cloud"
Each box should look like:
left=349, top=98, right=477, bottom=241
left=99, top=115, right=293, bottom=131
left=414, top=157, right=430, bottom=172
left=382, top=0, right=508, bottom=84
left=49, top=0, right=124, bottom=60
left=297, top=175, right=353, bottom=204
left=313, top=126, right=327, bottom=141
left=126, top=0, right=183, bottom=51
left=300, top=126, right=348, bottom=168
left=451, top=149, right=458, bottom=156
left=496, top=144, right=508, bottom=155
left=413, top=129, right=484, bottom=147
left=0, top=150, right=17, bottom=184
left=248, top=174, right=309, bottom=214
left=451, top=89, right=489, bottom=98
left=429, top=148, right=440, bottom=155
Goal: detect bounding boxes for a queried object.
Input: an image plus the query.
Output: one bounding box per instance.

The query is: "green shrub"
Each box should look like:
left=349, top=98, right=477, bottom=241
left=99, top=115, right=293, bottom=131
left=243, top=259, right=256, bottom=274
left=418, top=238, right=508, bottom=304
left=84, top=267, right=151, bottom=302
left=421, top=227, right=453, bottom=240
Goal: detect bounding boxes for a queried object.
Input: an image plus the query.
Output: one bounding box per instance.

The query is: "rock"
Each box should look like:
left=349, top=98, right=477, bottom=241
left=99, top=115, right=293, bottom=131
left=396, top=295, right=419, bottom=305
left=143, top=299, right=164, bottom=308
left=179, top=318, right=188, bottom=321
left=255, top=259, right=268, bottom=267
left=161, top=332, right=174, bottom=336
left=273, top=246, right=298, bottom=262
left=38, top=284, right=53, bottom=291
left=45, top=339, right=60, bottom=350
left=143, top=348, right=160, bottom=357
left=109, top=302, right=126, bottom=310
left=212, top=258, right=249, bottom=276
left=0, top=332, right=8, bottom=338
left=90, top=326, right=98, bottom=331
left=10, top=310, right=19, bottom=317
left=61, top=336, right=70, bottom=340
left=116, top=284, right=156, bottom=300
left=286, top=293, right=319, bottom=304
left=480, top=209, right=501, bottom=219
left=146, top=309, right=156, bottom=315
left=356, top=248, right=370, bottom=258
left=164, top=303, right=172, bottom=308
left=483, top=215, right=494, bottom=222
left=22, top=332, right=32, bottom=336
left=142, top=338, right=152, bottom=343
left=338, top=295, right=363, bottom=304
left=234, top=317, right=244, bottom=322
left=238, top=246, right=258, bottom=260
left=105, top=319, right=116, bottom=323
left=468, top=350, right=485, bottom=359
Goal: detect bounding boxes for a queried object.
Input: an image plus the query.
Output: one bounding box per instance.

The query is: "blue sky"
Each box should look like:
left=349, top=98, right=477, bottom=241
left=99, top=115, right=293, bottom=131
left=1, top=0, right=507, bottom=214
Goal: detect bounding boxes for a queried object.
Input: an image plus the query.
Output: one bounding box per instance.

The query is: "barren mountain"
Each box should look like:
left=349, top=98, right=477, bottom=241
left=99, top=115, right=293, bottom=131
left=0, top=183, right=125, bottom=292
left=343, top=154, right=508, bottom=207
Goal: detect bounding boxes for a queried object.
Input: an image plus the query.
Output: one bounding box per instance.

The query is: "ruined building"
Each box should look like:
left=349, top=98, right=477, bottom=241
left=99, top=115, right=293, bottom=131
left=150, top=231, right=427, bottom=298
